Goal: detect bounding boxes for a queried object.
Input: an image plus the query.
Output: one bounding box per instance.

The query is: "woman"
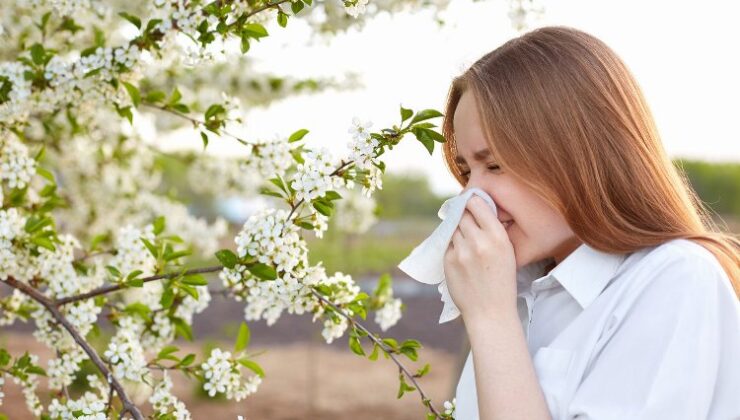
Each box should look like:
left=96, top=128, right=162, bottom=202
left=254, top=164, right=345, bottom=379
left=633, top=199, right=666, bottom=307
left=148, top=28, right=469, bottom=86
left=441, top=25, right=740, bottom=420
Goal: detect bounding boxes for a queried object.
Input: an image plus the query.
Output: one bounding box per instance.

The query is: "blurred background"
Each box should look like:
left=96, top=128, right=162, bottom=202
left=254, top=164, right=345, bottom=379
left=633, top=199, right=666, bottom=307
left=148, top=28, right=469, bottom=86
left=3, top=0, right=739, bottom=418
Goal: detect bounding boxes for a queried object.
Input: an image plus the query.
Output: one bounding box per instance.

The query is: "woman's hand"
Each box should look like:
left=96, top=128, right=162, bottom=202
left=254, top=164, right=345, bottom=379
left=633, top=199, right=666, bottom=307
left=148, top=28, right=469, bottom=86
left=443, top=195, right=518, bottom=323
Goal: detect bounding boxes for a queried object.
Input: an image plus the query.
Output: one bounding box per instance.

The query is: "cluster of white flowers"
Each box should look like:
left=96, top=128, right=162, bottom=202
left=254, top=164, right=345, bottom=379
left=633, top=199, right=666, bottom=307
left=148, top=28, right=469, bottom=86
left=48, top=392, right=107, bottom=420
left=30, top=0, right=102, bottom=17
left=360, top=165, right=383, bottom=197
left=0, top=290, right=26, bottom=326
left=347, top=117, right=377, bottom=170
left=149, top=372, right=191, bottom=420
left=0, top=62, right=33, bottom=124
left=443, top=397, right=457, bottom=416
left=104, top=317, right=149, bottom=383
left=36, top=234, right=84, bottom=298
left=333, top=188, right=378, bottom=234
left=290, top=147, right=345, bottom=204
left=314, top=271, right=361, bottom=343
left=9, top=354, right=43, bottom=416
left=343, top=0, right=370, bottom=18
left=375, top=297, right=402, bottom=332
left=0, top=135, right=36, bottom=192
left=241, top=138, right=295, bottom=180
left=110, top=224, right=157, bottom=279
left=0, top=208, right=28, bottom=281
left=47, top=348, right=87, bottom=390
left=234, top=208, right=309, bottom=274
left=201, top=348, right=262, bottom=401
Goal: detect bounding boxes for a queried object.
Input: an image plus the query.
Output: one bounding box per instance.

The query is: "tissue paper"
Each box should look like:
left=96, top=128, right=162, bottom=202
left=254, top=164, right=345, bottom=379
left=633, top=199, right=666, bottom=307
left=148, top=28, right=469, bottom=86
left=397, top=187, right=498, bottom=323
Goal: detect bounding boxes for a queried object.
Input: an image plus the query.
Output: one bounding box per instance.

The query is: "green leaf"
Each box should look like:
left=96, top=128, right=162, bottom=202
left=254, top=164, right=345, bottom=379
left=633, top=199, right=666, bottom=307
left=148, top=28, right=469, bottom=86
left=160, top=287, right=175, bottom=309
left=412, top=128, right=435, bottom=155
left=277, top=11, right=288, bottom=27
left=400, top=106, right=413, bottom=123
left=179, top=283, right=199, bottom=300
left=30, top=43, right=45, bottom=66
left=238, top=358, right=265, bottom=377
left=240, top=35, right=251, bottom=54
left=243, top=23, right=268, bottom=39
left=414, top=363, right=430, bottom=377
left=324, top=190, right=342, bottom=201
left=368, top=342, right=380, bottom=361
left=248, top=263, right=277, bottom=280
left=140, top=238, right=159, bottom=259
left=145, top=90, right=166, bottom=103
left=312, top=200, right=333, bottom=217
left=291, top=1, right=305, bottom=14
left=122, top=82, right=141, bottom=107
left=410, top=109, right=443, bottom=125
left=182, top=274, right=208, bottom=286
left=201, top=131, right=209, bottom=149
left=288, top=128, right=309, bottom=142
left=30, top=237, right=55, bottom=251
left=396, top=374, right=416, bottom=399
left=215, top=249, right=238, bottom=269
left=152, top=215, right=165, bottom=235
left=106, top=265, right=121, bottom=278
left=235, top=322, right=250, bottom=352
left=118, top=12, right=141, bottom=29
left=205, top=104, right=225, bottom=120
left=349, top=335, right=364, bottom=356
left=172, top=317, right=193, bottom=341
left=171, top=103, right=190, bottom=114
left=157, top=345, right=179, bottom=361
left=169, top=87, right=182, bottom=105
left=177, top=353, right=196, bottom=367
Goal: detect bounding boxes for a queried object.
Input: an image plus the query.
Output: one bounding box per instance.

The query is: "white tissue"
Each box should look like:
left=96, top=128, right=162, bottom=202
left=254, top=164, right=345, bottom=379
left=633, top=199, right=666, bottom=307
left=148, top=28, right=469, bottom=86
left=397, top=187, right=498, bottom=323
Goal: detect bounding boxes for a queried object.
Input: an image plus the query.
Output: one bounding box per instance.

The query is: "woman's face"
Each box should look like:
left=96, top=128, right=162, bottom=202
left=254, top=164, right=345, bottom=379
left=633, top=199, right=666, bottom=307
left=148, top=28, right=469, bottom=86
left=452, top=91, right=582, bottom=268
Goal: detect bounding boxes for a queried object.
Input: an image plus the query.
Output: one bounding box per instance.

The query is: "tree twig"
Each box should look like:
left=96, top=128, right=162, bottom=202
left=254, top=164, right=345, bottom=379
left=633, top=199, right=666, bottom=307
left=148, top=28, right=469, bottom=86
left=309, top=287, right=443, bottom=418
left=55, top=266, right=223, bottom=306
left=2, top=277, right=145, bottom=420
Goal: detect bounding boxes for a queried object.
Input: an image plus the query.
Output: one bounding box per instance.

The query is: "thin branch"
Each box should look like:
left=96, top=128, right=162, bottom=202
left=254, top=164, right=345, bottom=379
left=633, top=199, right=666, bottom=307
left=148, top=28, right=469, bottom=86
left=245, top=0, right=293, bottom=19
left=2, top=277, right=144, bottom=420
left=55, top=266, right=223, bottom=306
left=141, top=102, right=255, bottom=147
left=309, top=288, right=443, bottom=418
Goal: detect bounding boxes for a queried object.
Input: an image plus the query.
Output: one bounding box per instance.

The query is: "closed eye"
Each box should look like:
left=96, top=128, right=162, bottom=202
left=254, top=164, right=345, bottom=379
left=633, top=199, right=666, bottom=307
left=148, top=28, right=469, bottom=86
left=460, top=164, right=500, bottom=177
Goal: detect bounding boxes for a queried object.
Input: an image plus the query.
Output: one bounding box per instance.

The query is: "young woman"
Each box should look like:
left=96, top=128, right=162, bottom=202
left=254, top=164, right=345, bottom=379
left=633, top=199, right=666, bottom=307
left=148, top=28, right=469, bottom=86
left=440, top=26, right=740, bottom=420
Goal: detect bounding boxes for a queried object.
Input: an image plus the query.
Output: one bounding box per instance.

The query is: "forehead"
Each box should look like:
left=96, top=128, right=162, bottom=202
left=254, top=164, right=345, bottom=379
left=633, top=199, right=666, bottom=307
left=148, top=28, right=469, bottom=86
left=452, top=91, right=492, bottom=164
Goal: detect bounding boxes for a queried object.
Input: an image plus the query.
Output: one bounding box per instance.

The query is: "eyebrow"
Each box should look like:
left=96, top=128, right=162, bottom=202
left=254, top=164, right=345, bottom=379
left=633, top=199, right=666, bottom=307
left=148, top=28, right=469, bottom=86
left=454, top=148, right=492, bottom=165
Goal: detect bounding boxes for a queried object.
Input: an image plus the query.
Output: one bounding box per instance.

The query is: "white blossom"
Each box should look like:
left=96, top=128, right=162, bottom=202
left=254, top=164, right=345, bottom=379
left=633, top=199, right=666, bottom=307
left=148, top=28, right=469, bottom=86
left=104, top=317, right=148, bottom=383
left=149, top=372, right=192, bottom=420
left=343, top=0, right=369, bottom=18
left=375, top=297, right=402, bottom=331
left=201, top=348, right=262, bottom=401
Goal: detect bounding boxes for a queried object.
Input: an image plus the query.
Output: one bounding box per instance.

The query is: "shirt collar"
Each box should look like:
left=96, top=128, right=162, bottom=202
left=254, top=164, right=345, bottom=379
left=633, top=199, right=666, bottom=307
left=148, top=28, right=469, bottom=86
left=517, top=243, right=628, bottom=309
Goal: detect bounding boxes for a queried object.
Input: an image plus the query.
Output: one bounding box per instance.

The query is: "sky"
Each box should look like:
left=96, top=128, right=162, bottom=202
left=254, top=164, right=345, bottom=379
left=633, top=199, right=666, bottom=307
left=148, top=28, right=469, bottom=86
left=158, top=0, right=740, bottom=197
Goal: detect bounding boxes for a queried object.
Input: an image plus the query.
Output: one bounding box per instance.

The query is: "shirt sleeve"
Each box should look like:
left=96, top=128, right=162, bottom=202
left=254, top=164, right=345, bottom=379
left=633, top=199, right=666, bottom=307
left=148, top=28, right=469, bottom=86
left=565, top=246, right=740, bottom=420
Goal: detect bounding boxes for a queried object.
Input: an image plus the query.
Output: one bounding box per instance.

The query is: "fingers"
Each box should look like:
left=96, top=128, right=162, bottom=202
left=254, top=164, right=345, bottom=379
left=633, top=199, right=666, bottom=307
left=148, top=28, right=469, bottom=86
left=465, top=196, right=500, bottom=231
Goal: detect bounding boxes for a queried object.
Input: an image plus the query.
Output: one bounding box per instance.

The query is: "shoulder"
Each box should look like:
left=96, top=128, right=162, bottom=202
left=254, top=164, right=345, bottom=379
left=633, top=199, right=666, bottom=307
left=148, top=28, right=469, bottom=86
left=630, top=238, right=729, bottom=288
left=614, top=238, right=736, bottom=316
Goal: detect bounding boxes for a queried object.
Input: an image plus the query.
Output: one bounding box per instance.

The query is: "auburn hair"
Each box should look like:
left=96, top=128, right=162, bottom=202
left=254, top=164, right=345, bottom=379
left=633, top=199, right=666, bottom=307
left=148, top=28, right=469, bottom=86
left=441, top=25, right=740, bottom=298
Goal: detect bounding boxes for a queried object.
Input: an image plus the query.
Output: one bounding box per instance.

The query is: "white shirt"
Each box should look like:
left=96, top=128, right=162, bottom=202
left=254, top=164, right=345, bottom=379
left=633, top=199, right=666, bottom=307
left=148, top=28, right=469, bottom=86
left=454, top=238, right=740, bottom=420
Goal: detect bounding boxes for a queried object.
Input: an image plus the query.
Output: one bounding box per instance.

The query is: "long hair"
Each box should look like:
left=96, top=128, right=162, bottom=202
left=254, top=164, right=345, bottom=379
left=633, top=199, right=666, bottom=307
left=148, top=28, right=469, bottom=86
left=441, top=25, right=740, bottom=298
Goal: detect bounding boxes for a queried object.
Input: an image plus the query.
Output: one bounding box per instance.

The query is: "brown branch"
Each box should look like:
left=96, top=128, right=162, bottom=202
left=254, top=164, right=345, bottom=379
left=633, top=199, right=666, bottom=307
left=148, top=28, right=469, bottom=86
left=2, top=277, right=144, bottom=420
left=55, top=266, right=223, bottom=306
left=309, top=288, right=443, bottom=418
left=141, top=102, right=255, bottom=147
left=245, top=0, right=293, bottom=19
